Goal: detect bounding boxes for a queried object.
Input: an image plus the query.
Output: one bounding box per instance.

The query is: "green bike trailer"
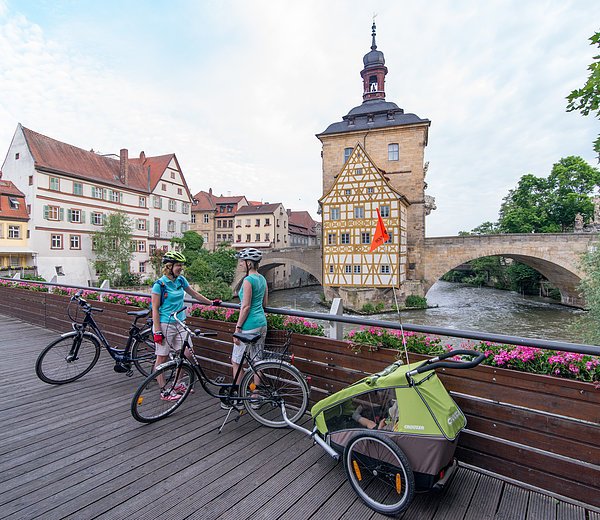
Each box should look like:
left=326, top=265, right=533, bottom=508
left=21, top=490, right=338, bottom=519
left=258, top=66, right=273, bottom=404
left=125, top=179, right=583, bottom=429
left=311, top=350, right=484, bottom=491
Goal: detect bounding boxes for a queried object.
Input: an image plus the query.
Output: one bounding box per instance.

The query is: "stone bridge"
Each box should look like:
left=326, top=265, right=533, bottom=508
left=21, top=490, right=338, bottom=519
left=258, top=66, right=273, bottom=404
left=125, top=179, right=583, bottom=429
left=423, top=233, right=598, bottom=307
left=233, top=234, right=598, bottom=307
left=233, top=246, right=323, bottom=291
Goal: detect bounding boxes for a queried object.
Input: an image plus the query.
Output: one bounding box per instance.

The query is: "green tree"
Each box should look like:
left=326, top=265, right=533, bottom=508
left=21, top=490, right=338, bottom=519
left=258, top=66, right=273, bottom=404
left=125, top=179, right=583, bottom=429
left=566, top=31, right=600, bottom=159
left=498, top=157, right=600, bottom=233
left=206, top=245, right=238, bottom=284
left=171, top=231, right=204, bottom=265
left=92, top=211, right=134, bottom=284
left=573, top=241, right=600, bottom=344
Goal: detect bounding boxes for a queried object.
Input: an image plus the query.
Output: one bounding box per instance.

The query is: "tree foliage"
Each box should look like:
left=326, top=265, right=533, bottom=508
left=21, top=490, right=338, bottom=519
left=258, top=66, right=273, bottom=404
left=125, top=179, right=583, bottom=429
left=92, top=212, right=134, bottom=284
left=463, top=156, right=600, bottom=235
left=566, top=31, right=600, bottom=159
left=170, top=232, right=237, bottom=300
left=573, top=241, right=600, bottom=344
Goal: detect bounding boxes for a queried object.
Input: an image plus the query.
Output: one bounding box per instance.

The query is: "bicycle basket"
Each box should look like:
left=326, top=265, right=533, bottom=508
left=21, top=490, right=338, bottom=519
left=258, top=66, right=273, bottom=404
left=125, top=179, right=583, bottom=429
left=263, top=329, right=292, bottom=361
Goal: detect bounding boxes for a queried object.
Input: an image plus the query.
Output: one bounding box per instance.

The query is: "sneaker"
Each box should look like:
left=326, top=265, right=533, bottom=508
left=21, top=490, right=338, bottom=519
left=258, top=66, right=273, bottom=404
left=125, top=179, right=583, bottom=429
left=161, top=390, right=182, bottom=402
left=174, top=383, right=194, bottom=394
left=220, top=395, right=241, bottom=410
left=249, top=394, right=263, bottom=410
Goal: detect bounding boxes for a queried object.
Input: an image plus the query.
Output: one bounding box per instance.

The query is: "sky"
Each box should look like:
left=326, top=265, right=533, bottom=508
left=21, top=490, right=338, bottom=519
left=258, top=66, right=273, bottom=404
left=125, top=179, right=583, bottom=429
left=0, top=0, right=598, bottom=236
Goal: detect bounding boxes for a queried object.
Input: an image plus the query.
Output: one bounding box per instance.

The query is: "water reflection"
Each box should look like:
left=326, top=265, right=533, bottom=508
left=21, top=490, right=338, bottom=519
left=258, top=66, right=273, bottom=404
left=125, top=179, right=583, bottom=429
left=267, top=281, right=584, bottom=343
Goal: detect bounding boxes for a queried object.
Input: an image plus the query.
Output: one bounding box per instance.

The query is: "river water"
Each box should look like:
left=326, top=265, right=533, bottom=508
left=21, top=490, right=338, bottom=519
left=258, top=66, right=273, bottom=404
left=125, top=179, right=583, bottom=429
left=267, top=281, right=586, bottom=344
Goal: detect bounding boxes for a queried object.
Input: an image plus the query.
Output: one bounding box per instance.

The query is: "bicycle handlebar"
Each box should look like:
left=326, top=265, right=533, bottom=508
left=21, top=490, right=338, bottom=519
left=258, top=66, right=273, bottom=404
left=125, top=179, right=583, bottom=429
left=69, top=290, right=103, bottom=313
left=406, top=349, right=486, bottom=378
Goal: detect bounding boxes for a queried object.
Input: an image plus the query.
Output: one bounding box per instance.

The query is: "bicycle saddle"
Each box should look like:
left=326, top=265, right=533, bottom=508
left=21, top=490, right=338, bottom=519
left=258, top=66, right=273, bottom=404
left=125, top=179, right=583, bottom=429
left=233, top=332, right=262, bottom=344
left=127, top=309, right=151, bottom=317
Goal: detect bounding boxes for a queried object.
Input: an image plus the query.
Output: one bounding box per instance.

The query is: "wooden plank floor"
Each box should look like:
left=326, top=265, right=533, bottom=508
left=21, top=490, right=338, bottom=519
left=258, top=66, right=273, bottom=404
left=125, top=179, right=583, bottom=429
left=1, top=314, right=597, bottom=520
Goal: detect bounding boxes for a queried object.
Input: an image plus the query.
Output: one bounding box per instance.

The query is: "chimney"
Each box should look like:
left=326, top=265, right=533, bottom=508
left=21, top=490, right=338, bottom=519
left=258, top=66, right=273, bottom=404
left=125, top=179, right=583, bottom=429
left=139, top=151, right=146, bottom=161
left=119, top=148, right=129, bottom=184
left=287, top=209, right=291, bottom=217
left=209, top=188, right=212, bottom=195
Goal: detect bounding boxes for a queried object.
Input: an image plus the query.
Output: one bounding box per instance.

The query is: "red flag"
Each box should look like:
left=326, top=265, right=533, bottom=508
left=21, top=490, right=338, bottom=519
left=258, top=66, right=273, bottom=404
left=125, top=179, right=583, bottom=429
left=370, top=208, right=390, bottom=252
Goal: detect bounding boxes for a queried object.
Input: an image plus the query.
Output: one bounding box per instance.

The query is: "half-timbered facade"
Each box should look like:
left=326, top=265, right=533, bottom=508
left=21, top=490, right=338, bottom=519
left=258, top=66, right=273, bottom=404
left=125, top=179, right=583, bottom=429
left=320, top=143, right=407, bottom=289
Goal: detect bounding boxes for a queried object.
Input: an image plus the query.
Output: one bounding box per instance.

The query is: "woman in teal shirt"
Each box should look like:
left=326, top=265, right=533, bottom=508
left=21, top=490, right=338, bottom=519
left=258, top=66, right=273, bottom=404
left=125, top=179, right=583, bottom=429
left=231, top=248, right=268, bottom=391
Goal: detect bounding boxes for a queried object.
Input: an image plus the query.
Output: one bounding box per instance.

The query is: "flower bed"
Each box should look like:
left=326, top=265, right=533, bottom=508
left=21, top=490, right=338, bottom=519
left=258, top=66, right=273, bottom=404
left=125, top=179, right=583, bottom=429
left=346, top=327, right=600, bottom=385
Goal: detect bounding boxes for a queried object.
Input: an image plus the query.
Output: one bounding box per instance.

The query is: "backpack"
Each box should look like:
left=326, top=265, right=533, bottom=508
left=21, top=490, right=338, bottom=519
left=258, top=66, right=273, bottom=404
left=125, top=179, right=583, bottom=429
left=149, top=280, right=167, bottom=310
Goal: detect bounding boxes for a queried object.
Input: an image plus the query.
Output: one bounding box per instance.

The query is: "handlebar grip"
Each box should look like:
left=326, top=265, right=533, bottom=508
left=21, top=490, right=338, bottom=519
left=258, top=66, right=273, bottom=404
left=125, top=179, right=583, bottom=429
left=411, top=350, right=486, bottom=376
left=90, top=307, right=104, bottom=313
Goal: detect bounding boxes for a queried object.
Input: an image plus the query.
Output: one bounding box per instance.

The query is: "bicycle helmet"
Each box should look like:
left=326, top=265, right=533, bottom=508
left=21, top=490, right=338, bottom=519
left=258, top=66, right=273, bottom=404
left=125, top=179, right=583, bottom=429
left=162, top=251, right=187, bottom=264
left=236, top=248, right=262, bottom=262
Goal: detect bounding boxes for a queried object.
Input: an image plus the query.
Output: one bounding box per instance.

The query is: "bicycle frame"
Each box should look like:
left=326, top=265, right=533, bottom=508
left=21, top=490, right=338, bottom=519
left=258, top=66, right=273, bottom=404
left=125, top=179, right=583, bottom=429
left=69, top=297, right=152, bottom=365
left=165, top=312, right=285, bottom=406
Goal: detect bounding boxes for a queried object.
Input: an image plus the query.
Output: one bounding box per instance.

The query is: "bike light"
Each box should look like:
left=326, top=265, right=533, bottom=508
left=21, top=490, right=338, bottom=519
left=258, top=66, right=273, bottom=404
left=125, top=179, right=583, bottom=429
left=352, top=460, right=362, bottom=481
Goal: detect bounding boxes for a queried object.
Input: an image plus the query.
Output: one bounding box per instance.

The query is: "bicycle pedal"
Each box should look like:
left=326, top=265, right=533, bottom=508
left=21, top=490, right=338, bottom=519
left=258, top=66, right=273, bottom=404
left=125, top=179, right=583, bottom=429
left=126, top=370, right=133, bottom=377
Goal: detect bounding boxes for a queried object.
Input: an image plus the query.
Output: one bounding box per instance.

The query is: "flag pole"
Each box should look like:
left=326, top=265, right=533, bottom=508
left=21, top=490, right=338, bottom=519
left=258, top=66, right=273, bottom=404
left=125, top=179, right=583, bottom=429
left=390, top=256, right=409, bottom=365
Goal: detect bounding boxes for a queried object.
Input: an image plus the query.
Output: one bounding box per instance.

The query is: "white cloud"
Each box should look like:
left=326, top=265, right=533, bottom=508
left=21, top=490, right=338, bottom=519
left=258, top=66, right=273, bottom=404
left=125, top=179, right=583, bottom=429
left=1, top=0, right=599, bottom=233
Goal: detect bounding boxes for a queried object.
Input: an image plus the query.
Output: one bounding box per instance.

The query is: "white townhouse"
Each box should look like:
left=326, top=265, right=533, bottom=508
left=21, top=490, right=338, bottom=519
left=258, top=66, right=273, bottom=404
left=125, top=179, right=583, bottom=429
left=0, top=124, right=194, bottom=285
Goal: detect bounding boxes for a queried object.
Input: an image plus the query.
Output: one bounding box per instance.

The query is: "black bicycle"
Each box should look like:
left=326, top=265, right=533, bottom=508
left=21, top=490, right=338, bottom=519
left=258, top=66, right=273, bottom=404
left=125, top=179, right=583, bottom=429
left=35, top=290, right=156, bottom=384
left=131, top=308, right=310, bottom=429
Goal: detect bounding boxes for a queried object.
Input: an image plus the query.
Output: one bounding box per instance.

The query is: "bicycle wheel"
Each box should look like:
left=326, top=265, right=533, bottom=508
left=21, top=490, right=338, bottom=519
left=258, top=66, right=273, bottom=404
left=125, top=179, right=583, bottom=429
left=35, top=332, right=101, bottom=384
left=131, top=328, right=156, bottom=377
left=343, top=433, right=415, bottom=516
left=131, top=361, right=194, bottom=423
left=239, top=360, right=309, bottom=428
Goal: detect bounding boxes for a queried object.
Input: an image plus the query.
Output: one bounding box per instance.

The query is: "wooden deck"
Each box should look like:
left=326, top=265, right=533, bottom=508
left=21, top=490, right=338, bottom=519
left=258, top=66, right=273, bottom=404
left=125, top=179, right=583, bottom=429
left=1, top=314, right=598, bottom=520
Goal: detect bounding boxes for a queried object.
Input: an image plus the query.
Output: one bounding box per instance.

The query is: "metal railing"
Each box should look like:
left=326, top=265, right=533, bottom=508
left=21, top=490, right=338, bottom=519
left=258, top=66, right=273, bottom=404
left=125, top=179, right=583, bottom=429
left=1, top=276, right=599, bottom=357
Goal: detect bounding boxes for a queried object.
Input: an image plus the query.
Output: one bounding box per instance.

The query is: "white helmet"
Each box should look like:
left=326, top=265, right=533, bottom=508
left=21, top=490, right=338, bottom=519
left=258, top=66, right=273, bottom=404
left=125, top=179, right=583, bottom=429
left=236, top=248, right=262, bottom=262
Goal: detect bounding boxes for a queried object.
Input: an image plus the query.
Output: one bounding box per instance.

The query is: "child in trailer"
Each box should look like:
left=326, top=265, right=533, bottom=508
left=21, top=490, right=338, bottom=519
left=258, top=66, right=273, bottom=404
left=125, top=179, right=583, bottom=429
left=352, top=399, right=399, bottom=431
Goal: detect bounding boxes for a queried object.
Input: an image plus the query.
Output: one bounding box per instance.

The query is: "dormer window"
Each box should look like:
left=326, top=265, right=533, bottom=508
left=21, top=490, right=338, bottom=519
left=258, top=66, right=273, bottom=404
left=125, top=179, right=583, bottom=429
left=8, top=197, right=19, bottom=209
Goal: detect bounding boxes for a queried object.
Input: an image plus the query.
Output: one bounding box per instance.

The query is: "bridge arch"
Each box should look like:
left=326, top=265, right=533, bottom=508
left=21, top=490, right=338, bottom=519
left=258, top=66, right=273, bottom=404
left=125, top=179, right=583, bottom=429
left=232, top=247, right=322, bottom=292
left=423, top=234, right=598, bottom=307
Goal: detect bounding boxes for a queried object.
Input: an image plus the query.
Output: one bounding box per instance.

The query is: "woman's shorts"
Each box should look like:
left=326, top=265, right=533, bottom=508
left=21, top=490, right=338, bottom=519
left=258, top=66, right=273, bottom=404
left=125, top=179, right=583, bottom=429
left=156, top=321, right=186, bottom=357
left=232, top=326, right=267, bottom=364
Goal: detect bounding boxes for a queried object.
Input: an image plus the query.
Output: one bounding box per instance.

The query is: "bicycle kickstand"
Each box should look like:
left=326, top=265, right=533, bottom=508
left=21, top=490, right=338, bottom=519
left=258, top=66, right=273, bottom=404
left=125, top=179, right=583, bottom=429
left=217, top=407, right=244, bottom=434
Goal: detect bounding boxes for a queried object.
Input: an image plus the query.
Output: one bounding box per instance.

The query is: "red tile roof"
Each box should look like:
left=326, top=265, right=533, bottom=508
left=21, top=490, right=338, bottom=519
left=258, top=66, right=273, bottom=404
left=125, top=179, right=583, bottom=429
left=0, top=180, right=28, bottom=220
left=192, top=190, right=217, bottom=211
left=288, top=210, right=318, bottom=232
left=22, top=126, right=185, bottom=195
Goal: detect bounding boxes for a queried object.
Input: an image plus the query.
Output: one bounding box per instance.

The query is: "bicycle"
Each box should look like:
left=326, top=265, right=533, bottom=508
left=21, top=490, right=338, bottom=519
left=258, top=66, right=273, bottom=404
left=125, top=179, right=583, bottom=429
left=35, top=290, right=156, bottom=384
left=131, top=308, right=310, bottom=429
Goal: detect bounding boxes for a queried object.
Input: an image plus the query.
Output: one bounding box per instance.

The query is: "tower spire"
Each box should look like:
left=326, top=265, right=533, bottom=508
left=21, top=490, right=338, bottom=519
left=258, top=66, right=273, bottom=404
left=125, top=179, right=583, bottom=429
left=361, top=21, right=387, bottom=102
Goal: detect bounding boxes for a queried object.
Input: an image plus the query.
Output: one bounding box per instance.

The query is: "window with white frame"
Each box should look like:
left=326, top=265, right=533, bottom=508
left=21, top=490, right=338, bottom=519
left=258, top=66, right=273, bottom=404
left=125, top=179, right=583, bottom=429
left=381, top=265, right=391, bottom=274
left=70, top=235, right=81, bottom=249
left=353, top=265, right=361, bottom=274
left=51, top=234, right=63, bottom=249
left=385, top=232, right=393, bottom=244
left=109, top=190, right=121, bottom=203
left=344, top=147, right=353, bottom=163
left=46, top=205, right=60, bottom=220
left=341, top=233, right=350, bottom=244
left=92, top=212, right=104, bottom=226
left=344, top=265, right=352, bottom=274
left=167, top=220, right=175, bottom=232
left=354, top=206, right=364, bottom=219
left=91, top=186, right=104, bottom=199
left=388, top=143, right=399, bottom=161
left=361, top=232, right=370, bottom=244
left=182, top=202, right=189, bottom=214
left=330, top=207, right=340, bottom=220
left=367, top=187, right=374, bottom=194
left=138, top=241, right=146, bottom=252
left=139, top=262, right=146, bottom=273
left=68, top=209, right=83, bottom=223
left=49, top=177, right=60, bottom=191
left=265, top=218, right=270, bottom=226
left=153, top=196, right=162, bottom=209
left=139, top=196, right=147, bottom=207
left=203, top=214, right=209, bottom=224
left=327, top=233, right=337, bottom=245
left=191, top=214, right=196, bottom=224
left=8, top=225, right=20, bottom=239
left=380, top=205, right=390, bottom=218
left=169, top=199, right=176, bottom=212
left=73, top=182, right=83, bottom=196
left=137, top=219, right=147, bottom=231
left=329, top=265, right=334, bottom=273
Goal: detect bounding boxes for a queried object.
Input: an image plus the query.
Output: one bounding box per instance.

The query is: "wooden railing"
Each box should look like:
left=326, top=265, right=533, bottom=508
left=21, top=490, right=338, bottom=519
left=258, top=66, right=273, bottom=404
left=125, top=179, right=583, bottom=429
left=1, top=285, right=598, bottom=508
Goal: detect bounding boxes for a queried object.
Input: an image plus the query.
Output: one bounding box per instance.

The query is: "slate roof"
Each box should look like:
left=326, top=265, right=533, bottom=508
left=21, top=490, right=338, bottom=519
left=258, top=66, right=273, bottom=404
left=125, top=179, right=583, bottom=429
left=288, top=210, right=318, bottom=236
left=317, top=100, right=430, bottom=137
